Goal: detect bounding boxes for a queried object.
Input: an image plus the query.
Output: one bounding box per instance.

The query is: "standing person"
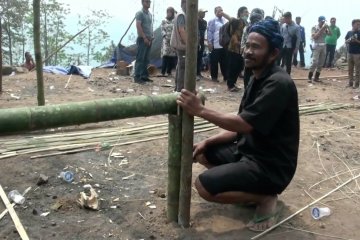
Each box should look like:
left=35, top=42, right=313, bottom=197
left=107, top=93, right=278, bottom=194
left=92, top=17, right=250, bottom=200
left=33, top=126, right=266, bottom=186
left=293, top=16, right=306, bottom=68
left=207, top=6, right=228, bottom=82
left=222, top=7, right=248, bottom=92
left=160, top=7, right=177, bottom=77
left=345, top=19, right=360, bottom=88
left=324, top=17, right=341, bottom=68
left=278, top=12, right=300, bottom=75
left=177, top=19, right=299, bottom=232
left=22, top=52, right=36, bottom=71
left=240, top=7, right=264, bottom=89
left=134, top=0, right=153, bottom=84
left=170, top=0, right=187, bottom=92
left=308, top=16, right=331, bottom=82
left=197, top=8, right=208, bottom=80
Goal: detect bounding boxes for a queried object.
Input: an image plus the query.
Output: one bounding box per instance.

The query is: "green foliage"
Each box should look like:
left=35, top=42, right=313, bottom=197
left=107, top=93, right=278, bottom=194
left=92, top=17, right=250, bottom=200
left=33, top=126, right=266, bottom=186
left=0, top=0, right=31, bottom=65
left=76, top=9, right=112, bottom=65
left=93, top=40, right=116, bottom=65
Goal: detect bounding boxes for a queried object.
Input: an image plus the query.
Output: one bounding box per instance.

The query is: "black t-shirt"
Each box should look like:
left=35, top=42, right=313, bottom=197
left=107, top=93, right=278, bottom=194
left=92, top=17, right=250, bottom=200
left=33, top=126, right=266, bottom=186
left=237, top=65, right=300, bottom=189
left=345, top=30, right=360, bottom=54
left=198, top=19, right=207, bottom=43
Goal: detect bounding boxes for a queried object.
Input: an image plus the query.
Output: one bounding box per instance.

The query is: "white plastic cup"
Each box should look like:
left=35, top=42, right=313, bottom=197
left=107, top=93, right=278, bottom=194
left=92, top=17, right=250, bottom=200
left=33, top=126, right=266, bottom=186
left=60, top=171, right=74, bottom=183
left=8, top=190, right=25, bottom=205
left=311, top=207, right=331, bottom=219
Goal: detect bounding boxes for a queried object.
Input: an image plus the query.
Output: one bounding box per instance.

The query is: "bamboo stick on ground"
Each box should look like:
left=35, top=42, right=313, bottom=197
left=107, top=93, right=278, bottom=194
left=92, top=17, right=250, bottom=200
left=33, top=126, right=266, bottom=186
left=0, top=185, right=29, bottom=240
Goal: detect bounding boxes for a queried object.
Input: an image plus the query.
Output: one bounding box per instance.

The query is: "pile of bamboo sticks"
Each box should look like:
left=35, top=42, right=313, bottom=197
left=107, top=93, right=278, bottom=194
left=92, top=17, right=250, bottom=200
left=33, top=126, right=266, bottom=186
left=0, top=102, right=358, bottom=160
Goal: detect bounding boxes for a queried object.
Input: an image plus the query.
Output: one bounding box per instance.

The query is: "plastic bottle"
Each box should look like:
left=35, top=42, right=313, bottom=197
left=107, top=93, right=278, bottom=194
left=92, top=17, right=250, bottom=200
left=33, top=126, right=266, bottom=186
left=60, top=171, right=74, bottom=183
left=8, top=190, right=25, bottom=204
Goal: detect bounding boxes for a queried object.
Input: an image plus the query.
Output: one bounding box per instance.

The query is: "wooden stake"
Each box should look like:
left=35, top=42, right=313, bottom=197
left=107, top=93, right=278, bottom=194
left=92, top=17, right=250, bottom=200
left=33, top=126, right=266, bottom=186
left=0, top=185, right=29, bottom=240
left=251, top=174, right=360, bottom=239
left=64, top=74, right=72, bottom=89
left=167, top=114, right=182, bottom=222
left=178, top=0, right=198, bottom=228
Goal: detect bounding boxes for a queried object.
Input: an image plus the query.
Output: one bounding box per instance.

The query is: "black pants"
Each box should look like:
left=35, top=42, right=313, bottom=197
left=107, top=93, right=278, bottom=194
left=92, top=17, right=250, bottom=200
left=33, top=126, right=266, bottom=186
left=293, top=41, right=305, bottom=67
left=324, top=44, right=336, bottom=68
left=210, top=48, right=227, bottom=81
left=161, top=56, right=176, bottom=75
left=226, top=51, right=244, bottom=89
left=277, top=48, right=293, bottom=74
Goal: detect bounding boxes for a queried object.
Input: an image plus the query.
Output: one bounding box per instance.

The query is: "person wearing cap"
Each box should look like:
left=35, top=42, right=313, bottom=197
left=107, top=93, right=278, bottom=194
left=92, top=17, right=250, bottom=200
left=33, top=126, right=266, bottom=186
left=324, top=17, right=341, bottom=68
left=278, top=12, right=301, bottom=75
left=177, top=19, right=299, bottom=232
left=241, top=8, right=264, bottom=88
left=197, top=8, right=208, bottom=80
left=207, top=6, right=228, bottom=82
left=308, top=16, right=331, bottom=82
left=293, top=16, right=306, bottom=68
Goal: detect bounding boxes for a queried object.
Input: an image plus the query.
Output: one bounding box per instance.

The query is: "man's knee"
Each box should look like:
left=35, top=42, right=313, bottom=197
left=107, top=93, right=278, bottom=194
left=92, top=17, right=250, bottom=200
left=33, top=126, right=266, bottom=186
left=195, top=177, right=214, bottom=202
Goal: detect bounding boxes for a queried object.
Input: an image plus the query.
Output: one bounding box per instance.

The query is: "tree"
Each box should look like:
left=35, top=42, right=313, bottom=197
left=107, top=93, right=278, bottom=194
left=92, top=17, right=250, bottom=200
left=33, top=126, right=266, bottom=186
left=39, top=0, right=70, bottom=66
left=76, top=9, right=111, bottom=65
left=33, top=0, right=45, bottom=106
left=0, top=0, right=30, bottom=65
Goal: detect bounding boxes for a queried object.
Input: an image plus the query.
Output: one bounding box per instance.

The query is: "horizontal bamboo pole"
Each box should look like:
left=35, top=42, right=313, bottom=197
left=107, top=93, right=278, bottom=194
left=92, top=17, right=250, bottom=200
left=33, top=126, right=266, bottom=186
left=0, top=93, right=179, bottom=134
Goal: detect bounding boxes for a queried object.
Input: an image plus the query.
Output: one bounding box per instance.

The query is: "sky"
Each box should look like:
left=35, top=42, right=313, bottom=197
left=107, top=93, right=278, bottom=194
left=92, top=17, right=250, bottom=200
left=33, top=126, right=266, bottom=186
left=58, top=0, right=360, bottom=64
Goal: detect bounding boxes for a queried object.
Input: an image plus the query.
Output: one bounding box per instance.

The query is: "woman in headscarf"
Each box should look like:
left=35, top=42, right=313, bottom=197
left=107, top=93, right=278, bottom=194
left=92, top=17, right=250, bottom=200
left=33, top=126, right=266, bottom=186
left=160, top=7, right=177, bottom=76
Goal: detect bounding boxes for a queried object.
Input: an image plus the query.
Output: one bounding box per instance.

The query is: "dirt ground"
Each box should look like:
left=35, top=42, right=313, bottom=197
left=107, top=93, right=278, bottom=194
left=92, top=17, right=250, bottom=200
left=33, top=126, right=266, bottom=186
left=0, top=66, right=360, bottom=240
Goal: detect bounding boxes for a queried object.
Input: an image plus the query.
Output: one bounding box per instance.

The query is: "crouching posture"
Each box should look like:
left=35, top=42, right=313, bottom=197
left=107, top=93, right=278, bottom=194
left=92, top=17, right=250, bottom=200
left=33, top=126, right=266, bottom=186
left=177, top=19, right=299, bottom=232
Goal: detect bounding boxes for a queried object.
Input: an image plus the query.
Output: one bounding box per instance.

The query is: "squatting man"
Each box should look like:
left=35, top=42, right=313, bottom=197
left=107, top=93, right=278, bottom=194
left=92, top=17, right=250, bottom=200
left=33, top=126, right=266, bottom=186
left=177, top=19, right=300, bottom=232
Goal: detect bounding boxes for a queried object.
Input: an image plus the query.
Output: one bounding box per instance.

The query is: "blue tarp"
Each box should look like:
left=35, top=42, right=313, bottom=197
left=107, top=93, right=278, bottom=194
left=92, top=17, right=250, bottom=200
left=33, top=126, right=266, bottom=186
left=43, top=65, right=93, bottom=79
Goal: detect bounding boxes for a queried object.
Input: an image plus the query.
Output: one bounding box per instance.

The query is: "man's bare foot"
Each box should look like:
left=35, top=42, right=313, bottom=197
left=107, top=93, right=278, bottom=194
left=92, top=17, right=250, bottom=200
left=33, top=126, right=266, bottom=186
left=246, top=195, right=280, bottom=232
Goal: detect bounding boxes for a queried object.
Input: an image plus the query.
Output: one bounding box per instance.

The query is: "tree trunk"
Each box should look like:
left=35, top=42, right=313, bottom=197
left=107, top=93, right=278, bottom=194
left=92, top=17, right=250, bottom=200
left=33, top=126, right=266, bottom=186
left=0, top=93, right=179, bottom=134
left=44, top=6, right=49, bottom=66
left=54, top=20, right=60, bottom=65
left=7, top=25, right=12, bottom=66
left=87, top=30, right=91, bottom=65
left=0, top=18, right=3, bottom=93
left=178, top=0, right=198, bottom=228
left=33, top=0, right=45, bottom=106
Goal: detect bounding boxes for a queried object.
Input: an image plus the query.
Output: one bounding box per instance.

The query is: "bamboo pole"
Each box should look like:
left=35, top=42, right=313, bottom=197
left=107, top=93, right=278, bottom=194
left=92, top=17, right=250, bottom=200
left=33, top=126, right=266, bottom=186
left=33, top=0, right=45, bottom=106
left=167, top=114, right=182, bottom=222
left=0, top=93, right=179, bottom=134
left=0, top=185, right=29, bottom=240
left=251, top=174, right=360, bottom=240
left=178, top=0, right=198, bottom=228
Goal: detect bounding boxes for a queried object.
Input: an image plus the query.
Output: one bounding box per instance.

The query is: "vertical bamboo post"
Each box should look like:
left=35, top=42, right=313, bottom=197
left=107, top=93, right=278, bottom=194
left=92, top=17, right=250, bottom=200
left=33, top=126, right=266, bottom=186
left=167, top=114, right=182, bottom=222
left=178, top=0, right=198, bottom=227
left=33, top=0, right=45, bottom=106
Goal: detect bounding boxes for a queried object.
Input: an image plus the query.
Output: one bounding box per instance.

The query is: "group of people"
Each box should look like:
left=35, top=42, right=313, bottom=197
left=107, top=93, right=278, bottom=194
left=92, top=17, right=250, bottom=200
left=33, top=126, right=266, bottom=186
left=106, top=0, right=360, bottom=233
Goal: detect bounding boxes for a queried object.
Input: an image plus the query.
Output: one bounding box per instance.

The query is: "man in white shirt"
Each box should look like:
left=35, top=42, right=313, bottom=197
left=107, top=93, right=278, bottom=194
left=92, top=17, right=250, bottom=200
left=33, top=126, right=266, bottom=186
left=207, top=6, right=228, bottom=82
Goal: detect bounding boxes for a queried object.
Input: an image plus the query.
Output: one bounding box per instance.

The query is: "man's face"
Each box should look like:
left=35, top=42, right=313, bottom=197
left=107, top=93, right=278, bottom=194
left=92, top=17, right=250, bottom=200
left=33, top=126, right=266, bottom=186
left=142, top=0, right=151, bottom=9
left=284, top=16, right=291, bottom=25
left=244, top=32, right=276, bottom=70
left=353, top=22, right=360, bottom=31
left=296, top=18, right=301, bottom=25
left=240, top=9, right=249, bottom=19
left=215, top=7, right=223, bottom=18
left=330, top=18, right=336, bottom=26
left=199, top=11, right=206, bottom=19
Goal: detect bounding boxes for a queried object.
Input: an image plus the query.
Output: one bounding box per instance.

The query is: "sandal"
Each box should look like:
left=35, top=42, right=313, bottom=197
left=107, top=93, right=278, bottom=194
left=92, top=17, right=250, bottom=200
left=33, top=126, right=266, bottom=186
left=247, top=204, right=283, bottom=232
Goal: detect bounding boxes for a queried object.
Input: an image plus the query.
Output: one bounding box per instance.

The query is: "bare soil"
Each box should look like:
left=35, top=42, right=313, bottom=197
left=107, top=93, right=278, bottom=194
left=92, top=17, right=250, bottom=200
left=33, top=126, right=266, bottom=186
left=0, top=67, right=359, bottom=240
